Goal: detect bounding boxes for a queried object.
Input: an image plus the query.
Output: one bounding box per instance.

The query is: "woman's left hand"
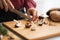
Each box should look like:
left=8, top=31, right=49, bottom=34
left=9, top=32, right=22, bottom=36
left=27, top=8, right=38, bottom=21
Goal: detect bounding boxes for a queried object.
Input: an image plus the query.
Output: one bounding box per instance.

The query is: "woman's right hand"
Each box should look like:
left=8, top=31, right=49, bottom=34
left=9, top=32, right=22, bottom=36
left=2, top=0, right=8, bottom=12
left=0, top=0, right=15, bottom=12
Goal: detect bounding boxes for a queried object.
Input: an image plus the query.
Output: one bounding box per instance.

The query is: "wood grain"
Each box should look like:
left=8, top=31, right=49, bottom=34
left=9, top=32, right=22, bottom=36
left=3, top=19, right=60, bottom=40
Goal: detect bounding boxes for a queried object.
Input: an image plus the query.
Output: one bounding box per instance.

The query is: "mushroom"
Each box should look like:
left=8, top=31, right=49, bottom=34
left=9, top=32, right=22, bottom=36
left=38, top=19, right=43, bottom=26
left=13, top=19, right=22, bottom=28
left=15, top=22, right=22, bottom=28
left=31, top=27, right=36, bottom=31
left=25, top=23, right=31, bottom=28
left=38, top=16, right=44, bottom=19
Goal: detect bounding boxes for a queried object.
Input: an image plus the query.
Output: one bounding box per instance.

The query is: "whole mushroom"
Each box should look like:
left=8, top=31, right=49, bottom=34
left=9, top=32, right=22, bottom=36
left=47, top=8, right=60, bottom=22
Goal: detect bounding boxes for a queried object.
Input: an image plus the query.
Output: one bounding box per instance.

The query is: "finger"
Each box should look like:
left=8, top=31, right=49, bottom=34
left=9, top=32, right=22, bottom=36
left=34, top=15, right=38, bottom=22
left=6, top=0, right=15, bottom=10
left=32, top=16, right=36, bottom=21
left=34, top=16, right=39, bottom=23
left=27, top=10, right=31, bottom=19
left=32, top=14, right=38, bottom=21
left=32, top=11, right=38, bottom=21
left=34, top=11, right=38, bottom=21
left=0, top=0, right=3, bottom=9
left=2, top=0, right=8, bottom=12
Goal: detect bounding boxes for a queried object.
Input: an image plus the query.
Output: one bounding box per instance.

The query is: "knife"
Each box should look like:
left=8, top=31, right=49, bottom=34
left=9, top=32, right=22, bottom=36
left=9, top=8, right=31, bottom=20
left=6, top=0, right=31, bottom=20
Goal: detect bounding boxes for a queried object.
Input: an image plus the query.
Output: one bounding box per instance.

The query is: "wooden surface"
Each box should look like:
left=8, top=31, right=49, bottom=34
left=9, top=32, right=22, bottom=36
left=2, top=29, right=22, bottom=40
left=3, top=19, right=60, bottom=40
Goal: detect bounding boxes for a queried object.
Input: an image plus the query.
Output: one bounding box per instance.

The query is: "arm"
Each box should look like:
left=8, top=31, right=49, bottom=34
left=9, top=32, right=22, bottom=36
left=24, top=0, right=36, bottom=10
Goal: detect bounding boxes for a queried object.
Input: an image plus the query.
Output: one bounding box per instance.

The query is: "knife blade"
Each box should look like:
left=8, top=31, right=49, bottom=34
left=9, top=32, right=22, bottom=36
left=9, top=8, right=31, bottom=20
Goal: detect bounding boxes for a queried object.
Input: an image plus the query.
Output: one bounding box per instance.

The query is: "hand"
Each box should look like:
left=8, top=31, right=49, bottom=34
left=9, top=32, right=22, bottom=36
left=1, top=0, right=15, bottom=12
left=6, top=0, right=15, bottom=11
left=27, top=8, right=38, bottom=21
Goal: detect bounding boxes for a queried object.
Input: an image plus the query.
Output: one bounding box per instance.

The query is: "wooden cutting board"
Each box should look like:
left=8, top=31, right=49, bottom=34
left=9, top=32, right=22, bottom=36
left=2, top=29, right=22, bottom=40
left=3, top=19, right=60, bottom=40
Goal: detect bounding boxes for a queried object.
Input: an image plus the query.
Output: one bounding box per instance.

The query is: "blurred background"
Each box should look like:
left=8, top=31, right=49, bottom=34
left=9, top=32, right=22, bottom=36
left=34, top=0, right=60, bottom=16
